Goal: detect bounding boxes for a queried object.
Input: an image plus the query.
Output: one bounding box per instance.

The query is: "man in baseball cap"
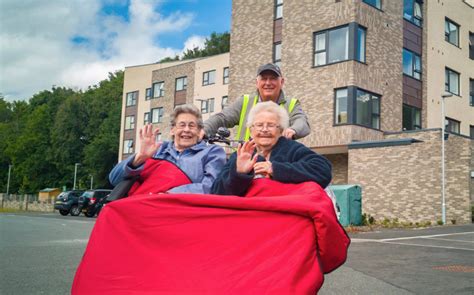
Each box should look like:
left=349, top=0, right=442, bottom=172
left=203, top=63, right=310, bottom=141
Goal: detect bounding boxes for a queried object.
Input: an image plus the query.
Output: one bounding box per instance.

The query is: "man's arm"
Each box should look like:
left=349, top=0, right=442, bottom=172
left=203, top=96, right=244, bottom=137
left=288, top=99, right=311, bottom=139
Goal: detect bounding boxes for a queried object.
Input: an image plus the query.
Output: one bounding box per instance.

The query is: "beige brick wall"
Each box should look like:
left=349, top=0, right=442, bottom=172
left=151, top=61, right=195, bottom=142
left=326, top=153, right=348, bottom=185
left=349, top=129, right=471, bottom=224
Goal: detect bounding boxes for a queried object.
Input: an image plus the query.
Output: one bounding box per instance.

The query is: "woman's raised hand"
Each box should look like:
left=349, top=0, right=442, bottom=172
left=236, top=140, right=258, bottom=174
left=132, top=124, right=162, bottom=167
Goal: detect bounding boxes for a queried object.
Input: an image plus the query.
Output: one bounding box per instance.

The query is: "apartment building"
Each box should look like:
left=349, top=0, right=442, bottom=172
left=119, top=53, right=229, bottom=159
left=229, top=0, right=473, bottom=223
left=119, top=0, right=473, bottom=223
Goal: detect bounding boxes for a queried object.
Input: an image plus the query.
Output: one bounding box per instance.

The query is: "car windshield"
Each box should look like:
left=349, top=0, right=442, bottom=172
left=82, top=191, right=94, bottom=198
left=57, top=193, right=67, bottom=200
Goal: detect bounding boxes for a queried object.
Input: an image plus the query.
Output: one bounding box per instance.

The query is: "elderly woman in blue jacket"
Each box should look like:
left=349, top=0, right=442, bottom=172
left=211, top=101, right=332, bottom=196
left=110, top=104, right=226, bottom=194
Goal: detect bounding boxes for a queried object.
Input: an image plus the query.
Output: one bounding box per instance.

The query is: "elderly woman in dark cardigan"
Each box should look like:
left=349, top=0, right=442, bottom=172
left=211, top=101, right=332, bottom=196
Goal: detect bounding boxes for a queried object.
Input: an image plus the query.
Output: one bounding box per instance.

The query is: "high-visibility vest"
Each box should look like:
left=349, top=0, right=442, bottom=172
left=235, top=95, right=298, bottom=141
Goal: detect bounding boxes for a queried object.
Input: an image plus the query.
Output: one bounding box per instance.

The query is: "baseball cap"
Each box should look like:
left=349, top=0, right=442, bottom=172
left=256, top=63, right=282, bottom=77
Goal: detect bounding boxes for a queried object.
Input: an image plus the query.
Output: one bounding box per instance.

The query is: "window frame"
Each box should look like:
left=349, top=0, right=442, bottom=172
left=469, top=32, right=474, bottom=60
left=152, top=81, right=165, bottom=98
left=445, top=18, right=460, bottom=47
left=403, top=0, right=423, bottom=27
left=273, top=42, right=282, bottom=67
left=469, top=78, right=474, bottom=106
left=362, top=0, right=382, bottom=10
left=313, top=23, right=366, bottom=67
left=403, top=48, right=422, bottom=80
left=201, top=100, right=209, bottom=114
left=151, top=107, right=164, bottom=123
left=402, top=104, right=422, bottom=130
left=445, top=67, right=460, bottom=96
left=223, top=67, right=229, bottom=84
left=144, top=112, right=150, bottom=125
left=202, top=70, right=216, bottom=86
left=145, top=88, right=152, bottom=100
left=470, top=125, right=474, bottom=139
left=221, top=95, right=228, bottom=110
left=333, top=86, right=381, bottom=130
left=125, top=91, right=138, bottom=107
left=445, top=117, right=460, bottom=134
left=123, top=139, right=134, bottom=154
left=175, top=76, right=187, bottom=91
left=274, top=0, right=283, bottom=20
left=124, top=115, right=135, bottom=130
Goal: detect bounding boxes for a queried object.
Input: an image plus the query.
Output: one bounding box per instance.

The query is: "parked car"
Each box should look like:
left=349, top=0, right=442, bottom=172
left=78, top=189, right=112, bottom=217
left=54, top=190, right=85, bottom=216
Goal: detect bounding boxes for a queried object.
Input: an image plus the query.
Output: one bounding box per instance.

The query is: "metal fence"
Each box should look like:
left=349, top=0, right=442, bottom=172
left=0, top=193, right=55, bottom=212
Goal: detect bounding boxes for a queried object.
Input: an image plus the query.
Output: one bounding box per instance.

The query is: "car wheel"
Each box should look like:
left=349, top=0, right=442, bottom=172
left=85, top=210, right=96, bottom=218
left=59, top=209, right=69, bottom=216
left=70, top=205, right=81, bottom=216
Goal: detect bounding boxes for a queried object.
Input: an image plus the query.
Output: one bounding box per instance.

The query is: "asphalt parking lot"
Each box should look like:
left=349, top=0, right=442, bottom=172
left=320, top=223, right=474, bottom=294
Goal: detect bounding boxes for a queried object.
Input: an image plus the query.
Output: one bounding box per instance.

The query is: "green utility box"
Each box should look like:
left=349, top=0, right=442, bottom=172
left=329, top=184, right=362, bottom=226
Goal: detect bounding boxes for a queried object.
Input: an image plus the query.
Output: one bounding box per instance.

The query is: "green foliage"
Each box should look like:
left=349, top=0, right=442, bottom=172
left=0, top=71, right=123, bottom=193
left=160, top=31, right=230, bottom=62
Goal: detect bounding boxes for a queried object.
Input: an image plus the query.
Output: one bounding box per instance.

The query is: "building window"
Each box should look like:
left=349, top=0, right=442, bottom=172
left=470, top=79, right=474, bottom=106
left=153, top=82, right=164, bottom=98
left=144, top=112, right=150, bottom=125
left=155, top=133, right=162, bottom=143
left=362, top=0, right=381, bottom=10
left=223, top=67, right=229, bottom=84
left=334, top=86, right=380, bottom=129
left=151, top=107, right=164, bottom=123
left=335, top=88, right=348, bottom=124
left=145, top=88, right=152, bottom=100
left=176, top=77, right=187, bottom=91
left=445, top=117, right=460, bottom=134
left=403, top=104, right=421, bottom=130
left=123, top=139, right=134, bottom=154
left=221, top=95, right=228, bottom=110
left=200, top=98, right=215, bottom=114
left=314, top=23, right=366, bottom=67
left=273, top=42, right=282, bottom=67
left=125, top=115, right=135, bottom=130
left=445, top=68, right=460, bottom=95
left=275, top=0, right=283, bottom=19
left=403, top=0, right=423, bottom=27
left=203, top=70, right=216, bottom=86
left=469, top=32, right=473, bottom=60
left=470, top=125, right=474, bottom=139
left=403, top=48, right=422, bottom=80
left=356, top=89, right=380, bottom=129
left=126, top=91, right=138, bottom=106
left=445, top=18, right=460, bottom=47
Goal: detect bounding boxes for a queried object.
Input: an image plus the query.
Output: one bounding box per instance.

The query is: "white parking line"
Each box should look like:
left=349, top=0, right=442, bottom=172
left=380, top=232, right=474, bottom=242
left=381, top=241, right=474, bottom=252
left=424, top=237, right=474, bottom=244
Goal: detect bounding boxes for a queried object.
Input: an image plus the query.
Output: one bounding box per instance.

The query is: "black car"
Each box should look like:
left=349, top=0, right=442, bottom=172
left=54, top=190, right=85, bottom=216
left=78, top=189, right=112, bottom=217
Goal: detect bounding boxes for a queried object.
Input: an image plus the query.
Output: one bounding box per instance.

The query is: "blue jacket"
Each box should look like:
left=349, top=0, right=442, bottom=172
left=109, top=141, right=226, bottom=194
left=211, top=137, right=332, bottom=196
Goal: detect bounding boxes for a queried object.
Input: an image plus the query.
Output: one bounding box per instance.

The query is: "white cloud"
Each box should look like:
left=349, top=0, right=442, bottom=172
left=182, top=35, right=206, bottom=53
left=0, top=0, right=196, bottom=101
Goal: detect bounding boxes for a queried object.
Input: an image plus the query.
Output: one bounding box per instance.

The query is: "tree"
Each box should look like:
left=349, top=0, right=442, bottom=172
left=161, top=31, right=230, bottom=62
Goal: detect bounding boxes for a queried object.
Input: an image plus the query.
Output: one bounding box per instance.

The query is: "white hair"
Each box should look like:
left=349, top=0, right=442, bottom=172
left=246, top=101, right=289, bottom=131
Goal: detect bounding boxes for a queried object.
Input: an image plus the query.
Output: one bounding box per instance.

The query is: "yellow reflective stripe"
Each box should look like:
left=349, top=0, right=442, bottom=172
left=243, top=96, right=259, bottom=141
left=235, top=95, right=250, bottom=140
left=288, top=98, right=297, bottom=113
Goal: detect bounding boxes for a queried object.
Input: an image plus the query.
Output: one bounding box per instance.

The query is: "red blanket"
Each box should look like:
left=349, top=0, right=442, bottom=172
left=72, top=161, right=349, bottom=294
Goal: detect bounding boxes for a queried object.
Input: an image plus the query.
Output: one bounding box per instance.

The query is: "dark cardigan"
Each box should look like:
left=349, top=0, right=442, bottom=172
left=211, top=137, right=332, bottom=196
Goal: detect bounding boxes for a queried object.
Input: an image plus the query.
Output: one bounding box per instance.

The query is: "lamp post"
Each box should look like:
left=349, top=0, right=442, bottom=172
left=441, top=93, right=453, bottom=225
left=90, top=175, right=93, bottom=190
left=73, top=163, right=81, bottom=190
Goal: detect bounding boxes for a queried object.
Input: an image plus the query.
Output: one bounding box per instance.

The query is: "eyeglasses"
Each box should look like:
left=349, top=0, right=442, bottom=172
left=251, top=123, right=280, bottom=131
left=175, top=122, right=199, bottom=130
